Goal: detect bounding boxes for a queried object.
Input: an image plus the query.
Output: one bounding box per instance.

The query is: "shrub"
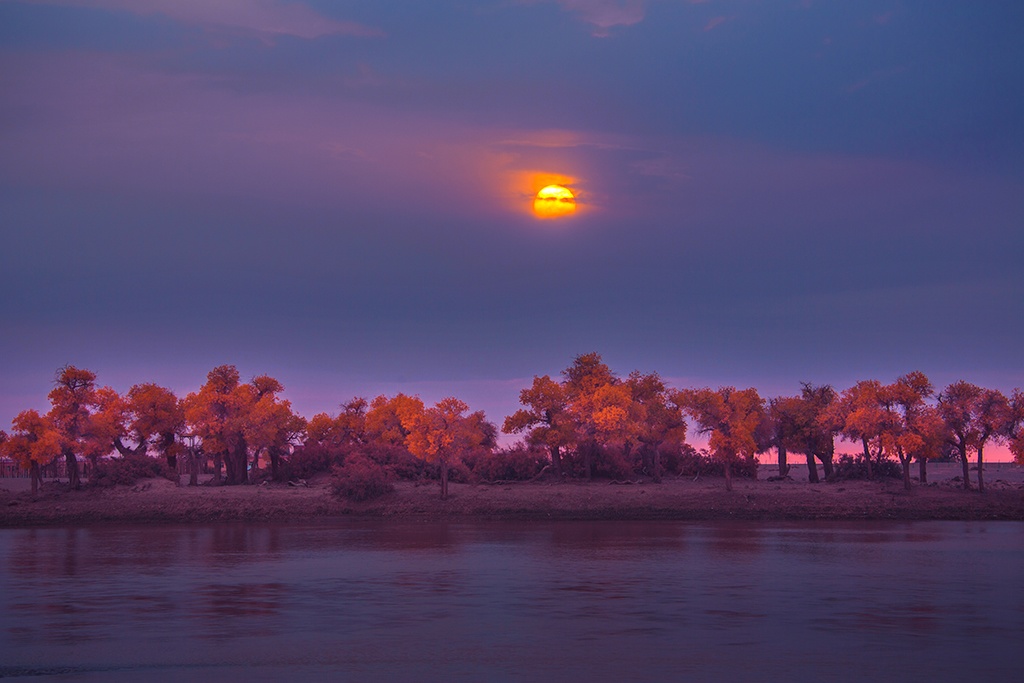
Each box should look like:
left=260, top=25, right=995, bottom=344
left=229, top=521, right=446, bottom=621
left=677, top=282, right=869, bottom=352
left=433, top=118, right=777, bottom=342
left=330, top=456, right=394, bottom=502
left=671, top=449, right=758, bottom=479
left=356, top=443, right=428, bottom=480
left=89, top=454, right=176, bottom=487
left=281, top=444, right=345, bottom=481
left=832, top=454, right=902, bottom=481
left=592, top=446, right=636, bottom=480
left=464, top=445, right=548, bottom=481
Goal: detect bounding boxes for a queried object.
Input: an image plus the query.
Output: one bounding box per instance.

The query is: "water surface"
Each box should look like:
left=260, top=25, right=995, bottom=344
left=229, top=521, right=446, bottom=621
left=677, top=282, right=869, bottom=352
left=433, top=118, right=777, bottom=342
left=2, top=521, right=1021, bottom=681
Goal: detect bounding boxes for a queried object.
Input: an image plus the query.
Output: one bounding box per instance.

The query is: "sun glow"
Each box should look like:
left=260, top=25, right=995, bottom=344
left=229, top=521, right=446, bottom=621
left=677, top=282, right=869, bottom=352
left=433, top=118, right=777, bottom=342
left=533, top=184, right=576, bottom=219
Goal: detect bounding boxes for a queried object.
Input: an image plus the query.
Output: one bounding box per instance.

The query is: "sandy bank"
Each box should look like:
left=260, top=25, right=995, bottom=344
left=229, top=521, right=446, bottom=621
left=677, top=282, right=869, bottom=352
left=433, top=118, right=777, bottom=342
left=1, top=463, right=1022, bottom=525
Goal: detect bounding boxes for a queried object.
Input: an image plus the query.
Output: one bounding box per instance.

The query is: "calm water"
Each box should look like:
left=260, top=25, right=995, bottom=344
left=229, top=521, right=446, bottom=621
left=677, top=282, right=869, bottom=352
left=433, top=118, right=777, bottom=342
left=1, top=521, right=1022, bottom=682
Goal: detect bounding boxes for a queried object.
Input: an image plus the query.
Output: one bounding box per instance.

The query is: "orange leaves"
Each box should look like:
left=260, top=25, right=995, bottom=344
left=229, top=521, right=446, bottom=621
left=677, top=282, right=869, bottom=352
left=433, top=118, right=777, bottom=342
left=401, top=396, right=486, bottom=465
left=125, top=383, right=183, bottom=442
left=2, top=410, right=62, bottom=467
left=675, top=386, right=763, bottom=463
left=365, top=393, right=424, bottom=447
left=503, top=375, right=574, bottom=454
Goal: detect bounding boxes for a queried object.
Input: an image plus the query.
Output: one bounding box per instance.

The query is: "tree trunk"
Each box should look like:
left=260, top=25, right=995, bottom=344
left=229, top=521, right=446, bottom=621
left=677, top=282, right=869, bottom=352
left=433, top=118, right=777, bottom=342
left=249, top=449, right=260, bottom=481
left=64, top=448, right=81, bottom=489
left=236, top=439, right=249, bottom=485
left=861, top=438, right=873, bottom=480
left=270, top=449, right=281, bottom=481
left=897, top=448, right=913, bottom=491
left=440, top=460, right=449, bottom=500
left=653, top=447, right=662, bottom=484
left=189, top=449, right=199, bottom=487
left=805, top=452, right=819, bottom=483
left=724, top=461, right=733, bottom=491
left=213, top=452, right=223, bottom=485
left=550, top=445, right=563, bottom=478
left=817, top=453, right=834, bottom=480
left=959, top=442, right=971, bottom=490
left=777, top=445, right=788, bottom=477
left=918, top=457, right=928, bottom=484
left=977, top=445, right=985, bottom=494
left=584, top=441, right=594, bottom=481
left=30, top=461, right=41, bottom=495
left=223, top=448, right=236, bottom=483
left=167, top=453, right=177, bottom=470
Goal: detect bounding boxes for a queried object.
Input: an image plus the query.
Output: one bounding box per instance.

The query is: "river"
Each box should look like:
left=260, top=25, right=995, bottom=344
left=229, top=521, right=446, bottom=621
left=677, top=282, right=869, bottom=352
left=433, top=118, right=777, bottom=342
left=1, top=521, right=1021, bottom=681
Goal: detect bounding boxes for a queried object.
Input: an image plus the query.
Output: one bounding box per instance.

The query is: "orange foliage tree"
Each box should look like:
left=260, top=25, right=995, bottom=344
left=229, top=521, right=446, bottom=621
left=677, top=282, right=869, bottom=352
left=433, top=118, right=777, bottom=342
left=775, top=383, right=839, bottom=483
left=823, top=380, right=888, bottom=480
left=46, top=365, right=116, bottom=489
left=627, top=372, right=686, bottom=483
left=364, top=393, right=424, bottom=448
left=307, top=398, right=368, bottom=449
left=674, top=386, right=764, bottom=491
left=938, top=381, right=1011, bottom=492
left=878, top=373, right=945, bottom=490
left=2, top=410, right=62, bottom=494
left=184, top=365, right=252, bottom=485
left=117, top=383, right=185, bottom=468
left=503, top=375, right=573, bottom=478
left=562, top=353, right=625, bottom=480
left=400, top=397, right=492, bottom=499
left=1009, top=389, right=1024, bottom=465
left=244, top=376, right=305, bottom=481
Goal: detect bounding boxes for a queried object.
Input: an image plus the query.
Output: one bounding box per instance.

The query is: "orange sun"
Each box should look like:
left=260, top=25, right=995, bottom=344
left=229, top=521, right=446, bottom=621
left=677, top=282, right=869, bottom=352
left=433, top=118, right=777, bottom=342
left=533, top=184, right=576, bottom=219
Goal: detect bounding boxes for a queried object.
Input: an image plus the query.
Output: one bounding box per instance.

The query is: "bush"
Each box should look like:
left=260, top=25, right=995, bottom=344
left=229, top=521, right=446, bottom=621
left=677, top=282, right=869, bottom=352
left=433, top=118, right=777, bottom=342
left=281, top=444, right=345, bottom=481
left=671, top=449, right=758, bottom=479
left=89, top=454, right=176, bottom=487
left=832, top=454, right=902, bottom=481
left=330, top=456, right=394, bottom=502
left=592, top=446, right=636, bottom=480
left=356, top=443, right=428, bottom=480
left=464, top=445, right=549, bottom=481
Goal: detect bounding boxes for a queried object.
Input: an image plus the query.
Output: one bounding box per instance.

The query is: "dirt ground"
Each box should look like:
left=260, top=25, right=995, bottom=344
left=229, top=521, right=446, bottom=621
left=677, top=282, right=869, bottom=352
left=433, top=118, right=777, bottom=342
left=1, top=463, right=1022, bottom=526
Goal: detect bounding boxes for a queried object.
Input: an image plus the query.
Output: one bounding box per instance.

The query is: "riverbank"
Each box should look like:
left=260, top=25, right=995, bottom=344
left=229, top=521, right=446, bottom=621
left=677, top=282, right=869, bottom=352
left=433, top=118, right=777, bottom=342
left=1, top=463, right=1022, bottom=525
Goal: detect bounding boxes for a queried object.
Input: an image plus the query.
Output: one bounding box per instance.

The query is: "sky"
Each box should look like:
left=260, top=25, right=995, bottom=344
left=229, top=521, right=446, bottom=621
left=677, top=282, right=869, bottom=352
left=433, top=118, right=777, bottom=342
left=1, top=0, right=1022, bottom=451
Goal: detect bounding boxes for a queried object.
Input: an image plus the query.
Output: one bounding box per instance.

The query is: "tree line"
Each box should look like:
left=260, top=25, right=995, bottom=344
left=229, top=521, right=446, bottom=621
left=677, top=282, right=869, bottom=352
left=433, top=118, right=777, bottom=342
left=2, top=355, right=1022, bottom=498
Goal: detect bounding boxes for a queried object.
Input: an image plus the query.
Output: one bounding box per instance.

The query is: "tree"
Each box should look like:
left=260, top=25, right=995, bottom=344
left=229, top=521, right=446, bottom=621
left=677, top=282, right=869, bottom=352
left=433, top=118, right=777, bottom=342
left=879, top=372, right=940, bottom=491
left=971, top=388, right=1010, bottom=493
left=939, top=381, right=980, bottom=489
left=401, top=397, right=491, bottom=499
left=824, top=380, right=888, bottom=480
left=768, top=384, right=837, bottom=483
left=365, top=393, right=424, bottom=447
left=119, top=384, right=185, bottom=468
left=503, top=375, right=573, bottom=478
left=627, top=372, right=686, bottom=483
left=765, top=396, right=801, bottom=478
left=674, top=386, right=763, bottom=491
left=562, top=353, right=622, bottom=480
left=797, top=383, right=839, bottom=481
left=47, top=365, right=105, bottom=489
left=937, top=381, right=1010, bottom=492
left=1009, top=389, right=1024, bottom=465
left=184, top=365, right=252, bottom=485
left=305, top=398, right=368, bottom=451
left=2, top=410, right=62, bottom=494
left=244, top=377, right=305, bottom=481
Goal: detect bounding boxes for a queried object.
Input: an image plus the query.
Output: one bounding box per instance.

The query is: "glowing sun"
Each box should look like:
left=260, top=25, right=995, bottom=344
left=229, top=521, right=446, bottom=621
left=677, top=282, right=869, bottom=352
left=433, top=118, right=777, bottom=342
left=533, top=184, right=576, bottom=219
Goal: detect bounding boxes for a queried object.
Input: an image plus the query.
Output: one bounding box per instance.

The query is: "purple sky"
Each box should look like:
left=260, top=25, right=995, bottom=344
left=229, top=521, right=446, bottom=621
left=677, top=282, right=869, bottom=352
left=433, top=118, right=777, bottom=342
left=2, top=0, right=1022, bottom=453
